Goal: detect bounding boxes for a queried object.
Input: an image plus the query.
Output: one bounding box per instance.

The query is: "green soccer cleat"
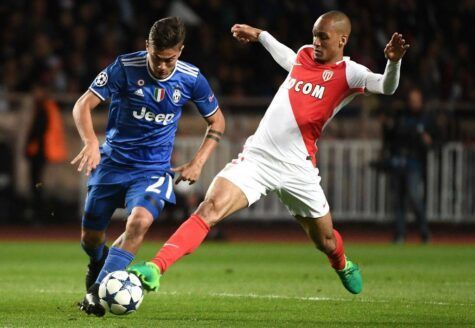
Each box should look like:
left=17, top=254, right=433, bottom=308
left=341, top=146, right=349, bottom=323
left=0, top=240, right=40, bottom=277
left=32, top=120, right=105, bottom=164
left=128, top=262, right=161, bottom=292
left=336, top=259, right=363, bottom=294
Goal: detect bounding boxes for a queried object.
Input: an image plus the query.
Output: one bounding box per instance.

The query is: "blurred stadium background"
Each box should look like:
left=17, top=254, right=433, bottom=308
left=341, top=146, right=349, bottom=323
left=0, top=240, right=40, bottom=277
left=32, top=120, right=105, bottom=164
left=0, top=0, right=474, bottom=241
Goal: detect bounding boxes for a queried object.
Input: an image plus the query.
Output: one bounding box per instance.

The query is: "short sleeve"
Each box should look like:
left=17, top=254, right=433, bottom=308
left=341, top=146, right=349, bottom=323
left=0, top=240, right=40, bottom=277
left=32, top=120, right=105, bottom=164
left=191, top=73, right=219, bottom=117
left=88, top=58, right=126, bottom=101
left=346, top=61, right=370, bottom=91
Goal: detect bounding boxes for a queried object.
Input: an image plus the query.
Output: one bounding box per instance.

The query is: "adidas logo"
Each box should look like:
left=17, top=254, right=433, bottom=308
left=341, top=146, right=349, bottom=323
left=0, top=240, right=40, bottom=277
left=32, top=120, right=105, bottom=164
left=134, top=88, right=144, bottom=97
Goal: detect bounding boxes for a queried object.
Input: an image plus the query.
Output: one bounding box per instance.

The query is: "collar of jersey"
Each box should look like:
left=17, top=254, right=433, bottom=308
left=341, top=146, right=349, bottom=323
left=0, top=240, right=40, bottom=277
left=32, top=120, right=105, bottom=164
left=336, top=56, right=350, bottom=64
left=298, top=46, right=350, bottom=70
left=146, top=54, right=178, bottom=82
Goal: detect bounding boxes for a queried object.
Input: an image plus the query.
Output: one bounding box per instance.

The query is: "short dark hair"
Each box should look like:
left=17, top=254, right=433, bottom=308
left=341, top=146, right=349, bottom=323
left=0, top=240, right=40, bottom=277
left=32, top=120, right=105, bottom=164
left=148, top=17, right=186, bottom=50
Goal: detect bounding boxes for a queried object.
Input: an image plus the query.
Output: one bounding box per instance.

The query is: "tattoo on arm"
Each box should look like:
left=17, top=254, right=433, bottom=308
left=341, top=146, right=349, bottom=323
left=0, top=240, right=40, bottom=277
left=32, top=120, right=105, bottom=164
left=206, top=134, right=220, bottom=142
left=208, top=129, right=223, bottom=137
left=205, top=128, right=223, bottom=143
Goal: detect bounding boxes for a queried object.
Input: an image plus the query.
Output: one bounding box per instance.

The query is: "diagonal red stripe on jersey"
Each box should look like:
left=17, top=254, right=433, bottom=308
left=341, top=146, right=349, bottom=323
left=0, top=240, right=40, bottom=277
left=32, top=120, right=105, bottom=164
left=287, top=47, right=362, bottom=158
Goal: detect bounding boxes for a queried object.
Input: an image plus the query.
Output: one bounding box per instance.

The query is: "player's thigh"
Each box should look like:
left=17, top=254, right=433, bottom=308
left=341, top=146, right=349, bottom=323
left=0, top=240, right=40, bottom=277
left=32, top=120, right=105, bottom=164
left=82, top=184, right=125, bottom=233
left=215, top=152, right=278, bottom=209
left=125, top=173, right=175, bottom=221
left=277, top=184, right=329, bottom=220
left=277, top=161, right=329, bottom=218
left=195, top=176, right=249, bottom=224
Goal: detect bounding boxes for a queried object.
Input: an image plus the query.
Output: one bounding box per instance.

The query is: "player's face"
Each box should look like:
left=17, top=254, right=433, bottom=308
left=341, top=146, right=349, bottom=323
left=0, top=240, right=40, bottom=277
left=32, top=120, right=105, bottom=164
left=146, top=41, right=183, bottom=79
left=312, top=18, right=345, bottom=64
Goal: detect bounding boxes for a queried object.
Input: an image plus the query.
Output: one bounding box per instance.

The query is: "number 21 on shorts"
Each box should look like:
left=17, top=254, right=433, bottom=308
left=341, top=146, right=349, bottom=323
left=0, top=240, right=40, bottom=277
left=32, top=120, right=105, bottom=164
left=145, top=175, right=173, bottom=200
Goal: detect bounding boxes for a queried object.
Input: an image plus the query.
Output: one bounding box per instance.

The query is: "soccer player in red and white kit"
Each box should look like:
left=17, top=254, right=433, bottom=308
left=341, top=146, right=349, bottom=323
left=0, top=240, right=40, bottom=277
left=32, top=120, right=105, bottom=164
left=129, top=10, right=409, bottom=294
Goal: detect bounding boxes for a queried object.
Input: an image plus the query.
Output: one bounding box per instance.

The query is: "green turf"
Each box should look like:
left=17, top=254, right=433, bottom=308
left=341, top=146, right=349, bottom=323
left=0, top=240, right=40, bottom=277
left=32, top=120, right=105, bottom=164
left=0, top=241, right=474, bottom=327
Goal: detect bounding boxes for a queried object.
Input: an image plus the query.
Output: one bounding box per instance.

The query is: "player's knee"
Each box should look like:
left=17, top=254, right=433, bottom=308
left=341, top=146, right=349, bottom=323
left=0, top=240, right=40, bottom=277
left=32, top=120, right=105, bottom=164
left=81, top=230, right=105, bottom=247
left=126, top=210, right=153, bottom=237
left=195, top=198, right=221, bottom=227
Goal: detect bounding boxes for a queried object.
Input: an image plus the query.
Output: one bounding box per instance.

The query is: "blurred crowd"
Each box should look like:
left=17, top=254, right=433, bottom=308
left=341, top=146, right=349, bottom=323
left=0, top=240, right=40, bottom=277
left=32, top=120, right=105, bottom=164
left=0, top=0, right=473, bottom=225
left=0, top=0, right=474, bottom=102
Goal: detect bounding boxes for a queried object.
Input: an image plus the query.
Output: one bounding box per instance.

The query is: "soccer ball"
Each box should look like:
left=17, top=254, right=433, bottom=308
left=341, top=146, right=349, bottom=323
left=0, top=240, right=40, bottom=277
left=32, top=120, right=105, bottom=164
left=98, top=270, right=144, bottom=315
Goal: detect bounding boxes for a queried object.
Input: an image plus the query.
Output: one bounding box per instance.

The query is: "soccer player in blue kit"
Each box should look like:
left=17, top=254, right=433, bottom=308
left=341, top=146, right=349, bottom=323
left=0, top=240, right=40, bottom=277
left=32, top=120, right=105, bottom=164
left=72, top=17, right=225, bottom=316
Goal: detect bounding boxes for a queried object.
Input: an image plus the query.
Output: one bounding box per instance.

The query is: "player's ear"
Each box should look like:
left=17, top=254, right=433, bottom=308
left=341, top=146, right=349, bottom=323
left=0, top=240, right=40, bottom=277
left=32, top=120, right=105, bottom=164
left=339, top=35, right=348, bottom=48
left=176, top=44, right=184, bottom=58
left=145, top=39, right=150, bottom=51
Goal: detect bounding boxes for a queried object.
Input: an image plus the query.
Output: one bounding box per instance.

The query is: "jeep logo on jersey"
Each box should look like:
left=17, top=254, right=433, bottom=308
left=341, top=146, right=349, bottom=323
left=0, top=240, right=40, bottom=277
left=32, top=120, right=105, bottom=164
left=153, top=88, right=166, bottom=102
left=283, top=77, right=326, bottom=99
left=172, top=88, right=181, bottom=103
left=322, top=70, right=333, bottom=81
left=133, top=107, right=175, bottom=125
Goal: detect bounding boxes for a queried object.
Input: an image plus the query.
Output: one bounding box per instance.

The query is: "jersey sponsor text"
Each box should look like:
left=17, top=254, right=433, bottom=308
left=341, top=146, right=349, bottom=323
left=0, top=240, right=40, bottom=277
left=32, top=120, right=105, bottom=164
left=283, top=76, right=326, bottom=99
left=132, top=107, right=175, bottom=125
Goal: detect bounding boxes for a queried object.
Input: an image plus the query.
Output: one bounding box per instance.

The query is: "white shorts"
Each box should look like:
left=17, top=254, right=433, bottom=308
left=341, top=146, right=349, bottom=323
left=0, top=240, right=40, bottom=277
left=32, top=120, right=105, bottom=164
left=215, top=149, right=330, bottom=218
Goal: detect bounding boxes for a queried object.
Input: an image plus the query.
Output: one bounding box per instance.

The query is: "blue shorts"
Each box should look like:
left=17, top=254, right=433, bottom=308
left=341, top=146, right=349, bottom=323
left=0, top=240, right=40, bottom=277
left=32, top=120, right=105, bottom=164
left=82, top=172, right=175, bottom=231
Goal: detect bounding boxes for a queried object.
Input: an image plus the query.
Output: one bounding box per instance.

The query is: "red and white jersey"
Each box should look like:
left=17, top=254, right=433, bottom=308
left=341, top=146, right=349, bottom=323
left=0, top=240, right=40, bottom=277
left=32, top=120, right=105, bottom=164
left=244, top=45, right=370, bottom=166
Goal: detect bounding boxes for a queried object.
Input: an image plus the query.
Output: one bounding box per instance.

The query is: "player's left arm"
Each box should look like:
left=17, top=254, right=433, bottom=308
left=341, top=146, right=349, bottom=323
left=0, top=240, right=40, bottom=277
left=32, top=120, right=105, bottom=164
left=172, top=109, right=225, bottom=185
left=173, top=72, right=225, bottom=185
left=365, top=33, right=410, bottom=95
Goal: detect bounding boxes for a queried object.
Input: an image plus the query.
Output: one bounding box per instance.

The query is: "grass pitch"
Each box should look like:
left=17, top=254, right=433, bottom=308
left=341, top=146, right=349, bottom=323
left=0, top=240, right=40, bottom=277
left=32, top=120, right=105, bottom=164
left=0, top=241, right=474, bottom=327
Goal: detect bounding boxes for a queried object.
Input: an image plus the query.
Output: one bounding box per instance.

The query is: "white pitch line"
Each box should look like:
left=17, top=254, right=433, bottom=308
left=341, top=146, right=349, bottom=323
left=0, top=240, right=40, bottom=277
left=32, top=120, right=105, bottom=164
left=160, top=291, right=475, bottom=307
left=209, top=292, right=341, bottom=302
left=34, top=289, right=475, bottom=307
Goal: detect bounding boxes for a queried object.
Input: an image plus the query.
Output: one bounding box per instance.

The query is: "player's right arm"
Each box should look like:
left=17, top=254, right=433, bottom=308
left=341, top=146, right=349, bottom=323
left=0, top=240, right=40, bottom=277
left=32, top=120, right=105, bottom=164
left=231, top=24, right=296, bottom=72
left=72, top=57, right=125, bottom=175
left=71, top=90, right=102, bottom=176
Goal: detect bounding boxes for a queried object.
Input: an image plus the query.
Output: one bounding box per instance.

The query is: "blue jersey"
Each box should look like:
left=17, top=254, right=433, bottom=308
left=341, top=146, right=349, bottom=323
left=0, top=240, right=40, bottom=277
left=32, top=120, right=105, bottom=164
left=89, top=51, right=219, bottom=174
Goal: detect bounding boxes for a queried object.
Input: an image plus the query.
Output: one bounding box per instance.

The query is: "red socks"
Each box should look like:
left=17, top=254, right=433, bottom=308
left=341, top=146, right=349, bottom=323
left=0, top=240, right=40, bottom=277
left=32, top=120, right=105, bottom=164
left=327, top=229, right=346, bottom=270
left=151, top=214, right=210, bottom=274
left=151, top=216, right=345, bottom=273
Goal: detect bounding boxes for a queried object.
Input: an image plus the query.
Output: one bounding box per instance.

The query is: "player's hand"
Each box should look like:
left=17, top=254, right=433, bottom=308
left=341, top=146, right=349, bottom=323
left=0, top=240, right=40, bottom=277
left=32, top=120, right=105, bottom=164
left=71, top=141, right=100, bottom=176
left=172, top=161, right=203, bottom=185
left=231, top=24, right=263, bottom=43
left=384, top=32, right=410, bottom=62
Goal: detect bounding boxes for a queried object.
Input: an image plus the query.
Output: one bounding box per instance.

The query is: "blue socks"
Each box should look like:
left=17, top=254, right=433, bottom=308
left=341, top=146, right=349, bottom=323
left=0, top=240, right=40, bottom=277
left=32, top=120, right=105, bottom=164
left=81, top=242, right=105, bottom=262
left=94, top=247, right=135, bottom=285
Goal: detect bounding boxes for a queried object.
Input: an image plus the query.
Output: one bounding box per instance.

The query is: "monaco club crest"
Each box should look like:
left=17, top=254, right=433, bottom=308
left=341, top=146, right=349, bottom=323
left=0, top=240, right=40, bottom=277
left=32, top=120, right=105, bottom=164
left=322, top=70, right=333, bottom=82
left=153, top=88, right=166, bottom=102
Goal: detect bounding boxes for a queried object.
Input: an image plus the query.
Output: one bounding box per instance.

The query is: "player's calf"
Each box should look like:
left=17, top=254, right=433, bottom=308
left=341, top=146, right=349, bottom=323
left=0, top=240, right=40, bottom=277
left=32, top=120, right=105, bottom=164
left=85, top=245, right=109, bottom=290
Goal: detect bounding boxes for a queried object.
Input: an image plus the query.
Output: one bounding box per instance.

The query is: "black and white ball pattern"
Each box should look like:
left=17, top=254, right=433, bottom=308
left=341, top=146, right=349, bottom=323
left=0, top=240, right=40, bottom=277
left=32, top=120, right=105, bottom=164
left=99, top=271, right=144, bottom=315
left=94, top=71, right=108, bottom=87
